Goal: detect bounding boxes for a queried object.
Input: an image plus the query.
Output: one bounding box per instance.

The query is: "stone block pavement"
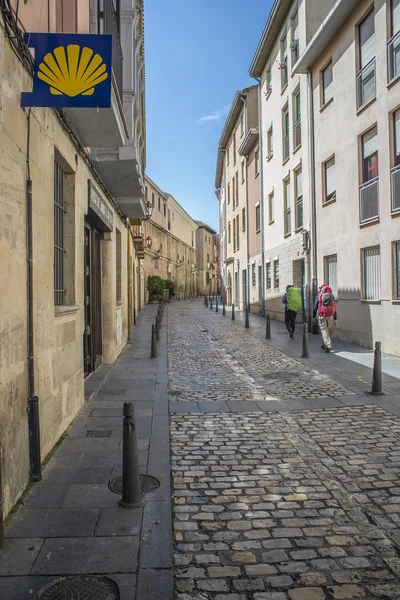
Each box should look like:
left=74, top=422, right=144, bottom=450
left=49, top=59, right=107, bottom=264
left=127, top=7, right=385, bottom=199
left=2, top=298, right=400, bottom=600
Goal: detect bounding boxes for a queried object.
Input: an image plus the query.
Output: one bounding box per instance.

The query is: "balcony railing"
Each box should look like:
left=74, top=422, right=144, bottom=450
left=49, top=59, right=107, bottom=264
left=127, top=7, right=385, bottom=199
left=104, top=0, right=123, bottom=100
left=391, top=165, right=400, bottom=213
left=359, top=177, right=379, bottom=224
left=284, top=208, right=291, bottom=235
left=388, top=31, right=400, bottom=83
left=294, top=118, right=301, bottom=150
left=356, top=58, right=376, bottom=110
left=283, top=134, right=290, bottom=162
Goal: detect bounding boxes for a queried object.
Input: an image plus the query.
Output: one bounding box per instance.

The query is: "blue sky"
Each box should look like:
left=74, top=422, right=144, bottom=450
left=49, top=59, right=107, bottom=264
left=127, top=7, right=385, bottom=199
left=144, top=0, right=273, bottom=231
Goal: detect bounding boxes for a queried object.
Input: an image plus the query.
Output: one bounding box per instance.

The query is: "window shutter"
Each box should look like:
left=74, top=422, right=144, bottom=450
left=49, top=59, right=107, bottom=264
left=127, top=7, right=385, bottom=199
left=360, top=12, right=375, bottom=68
left=363, top=128, right=378, bottom=158
left=394, top=0, right=400, bottom=35
left=296, top=171, right=303, bottom=198
left=326, top=159, right=336, bottom=195
left=395, top=110, right=400, bottom=156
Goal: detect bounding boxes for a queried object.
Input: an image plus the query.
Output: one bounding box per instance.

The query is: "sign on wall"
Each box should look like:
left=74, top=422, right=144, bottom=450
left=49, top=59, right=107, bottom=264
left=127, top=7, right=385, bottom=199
left=88, top=181, right=113, bottom=232
left=22, top=33, right=112, bottom=108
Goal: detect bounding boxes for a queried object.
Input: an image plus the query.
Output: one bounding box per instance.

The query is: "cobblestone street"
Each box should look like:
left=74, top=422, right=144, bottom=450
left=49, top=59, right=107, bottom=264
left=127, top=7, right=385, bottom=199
left=169, top=301, right=400, bottom=600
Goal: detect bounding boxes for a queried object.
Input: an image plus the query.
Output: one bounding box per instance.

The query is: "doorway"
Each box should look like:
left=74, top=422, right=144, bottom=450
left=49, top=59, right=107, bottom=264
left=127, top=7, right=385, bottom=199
left=84, top=223, right=102, bottom=375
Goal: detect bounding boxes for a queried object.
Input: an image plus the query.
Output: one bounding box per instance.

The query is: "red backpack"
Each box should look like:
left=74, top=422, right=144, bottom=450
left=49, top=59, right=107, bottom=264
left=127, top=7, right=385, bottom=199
left=318, top=285, right=335, bottom=317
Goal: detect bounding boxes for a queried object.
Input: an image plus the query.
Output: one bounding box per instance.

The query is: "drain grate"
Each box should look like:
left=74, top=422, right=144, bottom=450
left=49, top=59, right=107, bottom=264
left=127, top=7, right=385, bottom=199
left=169, top=390, right=183, bottom=396
left=86, top=430, right=112, bottom=437
left=109, top=474, right=160, bottom=495
left=36, top=575, right=119, bottom=599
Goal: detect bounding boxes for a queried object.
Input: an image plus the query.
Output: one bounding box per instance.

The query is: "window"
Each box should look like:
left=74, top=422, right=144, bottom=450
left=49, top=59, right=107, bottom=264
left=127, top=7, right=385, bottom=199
left=240, top=112, right=244, bottom=137
left=266, top=63, right=272, bottom=96
left=252, top=264, right=256, bottom=287
left=233, top=218, right=236, bottom=251
left=324, top=255, right=338, bottom=299
left=207, top=253, right=210, bottom=264
left=145, top=186, right=148, bottom=202
left=283, top=107, right=290, bottom=161
left=164, top=203, right=166, bottom=217
left=242, top=207, right=246, bottom=231
left=232, top=177, right=235, bottom=208
left=393, top=240, right=400, bottom=299
left=294, top=92, right=301, bottom=149
left=267, top=125, right=273, bottom=160
left=116, top=229, right=122, bottom=302
left=235, top=171, right=239, bottom=205
left=360, top=126, right=379, bottom=223
left=228, top=182, right=231, bottom=205
left=280, top=31, right=288, bottom=90
left=54, top=161, right=65, bottom=306
left=266, top=263, right=272, bottom=289
left=389, top=0, right=400, bottom=82
left=362, top=246, right=380, bottom=299
left=192, top=230, right=194, bottom=247
left=151, top=192, right=155, bottom=210
left=392, top=110, right=400, bottom=212
left=256, top=204, right=261, bottom=233
left=236, top=215, right=240, bottom=250
left=158, top=196, right=161, bottom=212
left=357, top=11, right=376, bottom=109
left=322, top=61, right=333, bottom=105
left=168, top=208, right=171, bottom=231
left=323, top=156, right=336, bottom=203
left=233, top=133, right=236, bottom=166
left=284, top=177, right=291, bottom=235
left=228, top=222, right=231, bottom=244
left=241, top=160, right=245, bottom=183
left=227, top=145, right=230, bottom=166
left=206, top=272, right=210, bottom=285
left=255, top=150, right=260, bottom=175
left=268, top=189, right=274, bottom=224
left=291, top=11, right=299, bottom=64
left=273, top=259, right=280, bottom=289
left=295, top=168, right=303, bottom=229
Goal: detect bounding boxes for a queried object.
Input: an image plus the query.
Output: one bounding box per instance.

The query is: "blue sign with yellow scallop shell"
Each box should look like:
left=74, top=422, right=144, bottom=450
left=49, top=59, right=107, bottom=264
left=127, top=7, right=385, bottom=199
left=21, top=33, right=112, bottom=108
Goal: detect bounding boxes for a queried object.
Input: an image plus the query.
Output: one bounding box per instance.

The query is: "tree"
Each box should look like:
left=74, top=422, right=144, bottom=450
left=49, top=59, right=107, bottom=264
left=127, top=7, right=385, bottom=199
left=147, top=275, right=165, bottom=302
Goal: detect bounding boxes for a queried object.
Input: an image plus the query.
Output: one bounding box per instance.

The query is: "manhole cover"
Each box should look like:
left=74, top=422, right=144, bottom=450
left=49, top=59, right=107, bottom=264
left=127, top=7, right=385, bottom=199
left=108, top=475, right=160, bottom=495
left=36, top=575, right=119, bottom=599
left=86, top=430, right=112, bottom=437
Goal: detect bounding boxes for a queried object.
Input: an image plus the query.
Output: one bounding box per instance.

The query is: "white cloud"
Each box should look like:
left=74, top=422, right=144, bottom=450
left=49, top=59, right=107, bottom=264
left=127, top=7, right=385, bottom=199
left=197, top=105, right=230, bottom=125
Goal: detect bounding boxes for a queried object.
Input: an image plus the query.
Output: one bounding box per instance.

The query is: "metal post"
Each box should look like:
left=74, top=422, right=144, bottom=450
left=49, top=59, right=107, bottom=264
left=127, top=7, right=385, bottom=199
left=205, top=296, right=208, bottom=308
left=119, top=403, right=144, bottom=509
left=266, top=314, right=271, bottom=339
left=156, top=315, right=160, bottom=342
left=151, top=325, right=157, bottom=358
left=371, top=341, right=383, bottom=395
left=245, top=306, right=249, bottom=328
left=204, top=296, right=207, bottom=306
left=210, top=297, right=213, bottom=310
left=232, top=304, right=235, bottom=321
left=216, top=297, right=219, bottom=312
left=27, top=396, right=41, bottom=480
left=223, top=303, right=226, bottom=316
left=302, top=323, right=309, bottom=358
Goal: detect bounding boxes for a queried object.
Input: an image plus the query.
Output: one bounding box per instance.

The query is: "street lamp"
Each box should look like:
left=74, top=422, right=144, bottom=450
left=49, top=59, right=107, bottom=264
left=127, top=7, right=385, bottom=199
left=142, top=201, right=154, bottom=221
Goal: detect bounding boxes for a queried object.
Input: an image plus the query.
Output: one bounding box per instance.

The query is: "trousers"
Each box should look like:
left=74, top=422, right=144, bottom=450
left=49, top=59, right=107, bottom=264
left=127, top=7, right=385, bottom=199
left=318, top=315, right=334, bottom=349
left=285, top=309, right=297, bottom=334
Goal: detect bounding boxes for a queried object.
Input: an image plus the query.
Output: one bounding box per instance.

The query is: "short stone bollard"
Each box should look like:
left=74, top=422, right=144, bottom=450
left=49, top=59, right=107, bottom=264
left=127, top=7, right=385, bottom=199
left=216, top=297, right=219, bottom=312
left=266, top=314, right=271, bottom=339
left=222, top=303, right=226, bottom=316
left=151, top=324, right=157, bottom=358
left=371, top=341, right=384, bottom=395
left=245, top=307, right=249, bottom=328
left=232, top=304, right=235, bottom=321
left=119, top=403, right=144, bottom=509
left=156, top=315, right=160, bottom=342
left=301, top=323, right=309, bottom=358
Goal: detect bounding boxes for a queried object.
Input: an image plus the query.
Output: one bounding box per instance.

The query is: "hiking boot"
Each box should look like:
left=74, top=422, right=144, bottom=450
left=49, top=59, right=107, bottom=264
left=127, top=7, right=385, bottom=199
left=321, top=344, right=325, bottom=350
left=325, top=347, right=331, bottom=353
left=290, top=331, right=294, bottom=338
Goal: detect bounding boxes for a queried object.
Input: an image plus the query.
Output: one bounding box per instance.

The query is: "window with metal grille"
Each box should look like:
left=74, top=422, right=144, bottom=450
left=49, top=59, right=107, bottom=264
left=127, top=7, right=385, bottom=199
left=357, top=11, right=376, bottom=109
left=273, top=259, right=279, bottom=289
left=391, top=109, right=400, bottom=213
left=324, top=254, right=338, bottom=299
left=393, top=240, right=400, bottom=299
left=266, top=262, right=272, bottom=289
left=388, top=0, right=400, bottom=83
left=360, top=126, right=379, bottom=223
left=362, top=246, right=380, bottom=299
left=54, top=162, right=65, bottom=306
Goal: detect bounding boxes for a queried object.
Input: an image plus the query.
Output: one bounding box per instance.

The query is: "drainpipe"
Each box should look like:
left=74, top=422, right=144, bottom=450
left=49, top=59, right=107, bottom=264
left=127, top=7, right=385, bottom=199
left=239, top=94, right=250, bottom=312
left=26, top=109, right=41, bottom=481
left=218, top=148, right=227, bottom=303
left=307, top=68, right=318, bottom=332
left=255, top=77, right=266, bottom=316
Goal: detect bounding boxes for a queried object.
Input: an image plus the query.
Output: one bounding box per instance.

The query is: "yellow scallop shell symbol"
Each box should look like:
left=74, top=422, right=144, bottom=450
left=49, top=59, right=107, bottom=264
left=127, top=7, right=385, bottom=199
left=37, top=45, right=108, bottom=97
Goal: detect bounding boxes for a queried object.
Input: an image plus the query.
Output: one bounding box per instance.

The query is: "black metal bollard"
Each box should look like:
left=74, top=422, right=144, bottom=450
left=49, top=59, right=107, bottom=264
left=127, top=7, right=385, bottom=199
left=266, top=314, right=271, bottom=339
left=223, top=303, right=226, bottom=316
left=371, top=341, right=384, bottom=395
left=204, top=296, right=207, bottom=307
left=151, top=324, right=157, bottom=358
left=210, top=298, right=213, bottom=310
left=27, top=396, right=42, bottom=480
left=156, top=315, right=160, bottom=341
left=119, top=403, right=144, bottom=509
left=302, top=323, right=309, bottom=358
left=216, top=297, right=219, bottom=312
left=205, top=296, right=208, bottom=308
left=245, top=307, right=249, bottom=328
left=232, top=304, right=235, bottom=321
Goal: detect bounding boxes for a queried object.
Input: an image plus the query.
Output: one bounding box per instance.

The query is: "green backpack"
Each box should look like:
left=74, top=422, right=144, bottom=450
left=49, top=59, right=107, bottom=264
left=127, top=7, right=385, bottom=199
left=287, top=287, right=302, bottom=313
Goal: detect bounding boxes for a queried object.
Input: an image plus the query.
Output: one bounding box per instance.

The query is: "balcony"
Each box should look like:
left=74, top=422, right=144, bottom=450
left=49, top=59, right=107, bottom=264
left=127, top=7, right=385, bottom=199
left=283, top=134, right=290, bottom=162
left=388, top=31, right=400, bottom=83
left=356, top=58, right=376, bottom=110
left=63, top=0, right=125, bottom=148
left=132, top=223, right=145, bottom=259
left=391, top=165, right=400, bottom=213
left=359, top=177, right=379, bottom=224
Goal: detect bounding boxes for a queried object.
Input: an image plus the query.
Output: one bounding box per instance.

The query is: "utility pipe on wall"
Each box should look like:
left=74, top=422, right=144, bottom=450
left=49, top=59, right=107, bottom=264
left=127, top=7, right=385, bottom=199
left=255, top=77, right=266, bottom=316
left=307, top=68, right=318, bottom=332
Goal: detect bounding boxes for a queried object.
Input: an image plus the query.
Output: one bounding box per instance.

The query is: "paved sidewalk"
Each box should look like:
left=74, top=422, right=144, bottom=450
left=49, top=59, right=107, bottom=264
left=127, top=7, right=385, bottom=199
left=0, top=304, right=172, bottom=600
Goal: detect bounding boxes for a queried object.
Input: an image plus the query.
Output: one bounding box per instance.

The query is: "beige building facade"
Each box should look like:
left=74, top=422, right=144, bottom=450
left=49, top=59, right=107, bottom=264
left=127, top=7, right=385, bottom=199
left=0, top=1, right=146, bottom=517
left=143, top=175, right=197, bottom=299
left=295, top=0, right=400, bottom=355
left=195, top=222, right=218, bottom=296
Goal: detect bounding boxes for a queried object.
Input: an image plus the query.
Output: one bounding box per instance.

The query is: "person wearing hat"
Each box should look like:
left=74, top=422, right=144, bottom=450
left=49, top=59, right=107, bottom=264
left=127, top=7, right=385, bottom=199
left=313, top=284, right=337, bottom=352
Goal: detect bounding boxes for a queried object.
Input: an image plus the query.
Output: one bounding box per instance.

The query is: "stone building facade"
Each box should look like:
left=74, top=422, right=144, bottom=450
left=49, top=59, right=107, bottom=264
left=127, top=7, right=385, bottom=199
left=0, top=1, right=146, bottom=517
left=195, top=222, right=218, bottom=296
left=143, top=175, right=197, bottom=299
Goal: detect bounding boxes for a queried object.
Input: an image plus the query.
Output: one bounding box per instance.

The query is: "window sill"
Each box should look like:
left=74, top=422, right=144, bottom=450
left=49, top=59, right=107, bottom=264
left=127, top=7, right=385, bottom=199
left=256, top=229, right=261, bottom=234
left=293, top=144, right=302, bottom=155
left=241, top=179, right=245, bottom=184
left=294, top=226, right=303, bottom=234
left=322, top=196, right=336, bottom=207
left=356, top=96, right=376, bottom=116
left=267, top=153, right=273, bottom=162
left=117, top=301, right=123, bottom=308
left=392, top=299, right=400, bottom=304
left=255, top=172, right=260, bottom=178
left=269, top=220, right=275, bottom=226
left=359, top=217, right=380, bottom=229
left=387, top=73, right=400, bottom=90
left=391, top=209, right=400, bottom=218
left=281, top=83, right=288, bottom=95
left=360, top=299, right=381, bottom=305
left=284, top=232, right=292, bottom=239
left=282, top=157, right=290, bottom=166
left=320, top=97, right=334, bottom=113
left=266, top=88, right=272, bottom=100
left=55, top=304, right=79, bottom=317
